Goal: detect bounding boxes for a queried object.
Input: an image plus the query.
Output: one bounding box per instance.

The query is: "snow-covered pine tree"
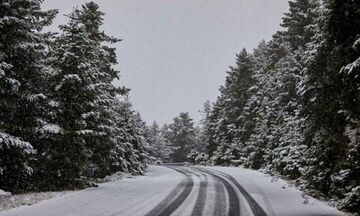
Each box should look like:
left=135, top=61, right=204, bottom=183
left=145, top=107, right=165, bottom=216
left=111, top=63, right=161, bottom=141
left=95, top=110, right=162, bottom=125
left=280, top=0, right=319, bottom=50
left=48, top=2, right=108, bottom=188
left=74, top=2, right=125, bottom=178
left=241, top=36, right=288, bottom=170
left=128, top=111, right=149, bottom=174
left=144, top=122, right=159, bottom=162
left=110, top=98, right=148, bottom=174
left=204, top=96, right=225, bottom=164
left=168, top=112, right=196, bottom=162
left=203, top=0, right=319, bottom=174
left=211, top=49, right=256, bottom=166
left=233, top=46, right=271, bottom=168
left=265, top=45, right=308, bottom=179
left=259, top=0, right=319, bottom=178
left=187, top=101, right=212, bottom=164
left=326, top=0, right=360, bottom=211
left=0, top=132, right=33, bottom=192
left=146, top=121, right=173, bottom=163
left=198, top=0, right=359, bottom=213
left=107, top=98, right=130, bottom=174
left=0, top=0, right=57, bottom=192
left=335, top=38, right=360, bottom=213
left=298, top=0, right=355, bottom=197
left=196, top=101, right=212, bottom=153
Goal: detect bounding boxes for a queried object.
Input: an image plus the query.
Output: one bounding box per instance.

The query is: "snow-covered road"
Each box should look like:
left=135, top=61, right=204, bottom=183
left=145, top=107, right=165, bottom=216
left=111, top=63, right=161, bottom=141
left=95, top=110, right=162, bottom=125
left=0, top=165, right=344, bottom=216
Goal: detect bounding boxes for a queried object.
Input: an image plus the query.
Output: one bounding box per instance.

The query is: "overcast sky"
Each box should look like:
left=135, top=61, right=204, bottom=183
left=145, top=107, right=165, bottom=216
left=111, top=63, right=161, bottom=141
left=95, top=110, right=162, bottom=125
left=42, top=0, right=289, bottom=125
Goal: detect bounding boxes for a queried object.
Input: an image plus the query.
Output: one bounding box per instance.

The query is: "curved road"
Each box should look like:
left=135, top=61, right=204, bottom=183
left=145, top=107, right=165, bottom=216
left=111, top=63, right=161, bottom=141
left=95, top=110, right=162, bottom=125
left=145, top=166, right=251, bottom=216
left=0, top=165, right=344, bottom=216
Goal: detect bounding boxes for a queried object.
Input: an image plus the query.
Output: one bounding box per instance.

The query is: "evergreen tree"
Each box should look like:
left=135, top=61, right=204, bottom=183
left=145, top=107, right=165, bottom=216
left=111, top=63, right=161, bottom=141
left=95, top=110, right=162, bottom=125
left=0, top=132, right=33, bottom=192
left=0, top=0, right=149, bottom=193
left=299, top=0, right=359, bottom=198
left=77, top=2, right=124, bottom=178
left=0, top=0, right=57, bottom=192
left=47, top=2, right=120, bottom=188
left=168, top=112, right=196, bottom=162
left=211, top=49, right=257, bottom=165
left=146, top=121, right=173, bottom=163
left=326, top=0, right=360, bottom=211
left=110, top=99, right=148, bottom=174
left=280, top=0, right=319, bottom=49
left=337, top=39, right=360, bottom=199
left=198, top=0, right=360, bottom=213
left=205, top=97, right=224, bottom=162
left=187, top=102, right=212, bottom=164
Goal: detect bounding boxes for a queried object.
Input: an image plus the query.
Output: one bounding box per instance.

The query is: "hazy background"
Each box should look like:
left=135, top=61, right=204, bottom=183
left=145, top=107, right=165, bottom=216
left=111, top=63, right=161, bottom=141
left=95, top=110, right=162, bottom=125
left=42, top=0, right=289, bottom=124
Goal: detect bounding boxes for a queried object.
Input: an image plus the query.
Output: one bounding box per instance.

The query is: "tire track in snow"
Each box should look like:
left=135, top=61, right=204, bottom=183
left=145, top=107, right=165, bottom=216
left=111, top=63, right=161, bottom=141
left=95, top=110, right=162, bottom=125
left=201, top=168, right=268, bottom=216
left=192, top=168, right=228, bottom=216
left=194, top=167, right=240, bottom=216
left=213, top=175, right=229, bottom=216
left=170, top=167, right=202, bottom=216
left=109, top=167, right=186, bottom=216
left=189, top=168, right=208, bottom=216
left=144, top=166, right=193, bottom=216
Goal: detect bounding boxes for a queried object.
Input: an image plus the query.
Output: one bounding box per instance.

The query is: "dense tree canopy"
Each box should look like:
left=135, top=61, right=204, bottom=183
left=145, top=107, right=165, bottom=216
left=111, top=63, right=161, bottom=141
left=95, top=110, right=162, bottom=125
left=0, top=1, right=149, bottom=192
left=192, top=0, right=360, bottom=213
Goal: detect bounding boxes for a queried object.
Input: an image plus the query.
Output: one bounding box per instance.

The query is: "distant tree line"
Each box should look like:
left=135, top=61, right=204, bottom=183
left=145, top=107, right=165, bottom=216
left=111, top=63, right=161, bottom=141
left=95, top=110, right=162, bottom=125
left=0, top=0, right=148, bottom=193
left=145, top=111, right=209, bottom=165
left=145, top=113, right=195, bottom=164
left=189, top=0, right=360, bottom=213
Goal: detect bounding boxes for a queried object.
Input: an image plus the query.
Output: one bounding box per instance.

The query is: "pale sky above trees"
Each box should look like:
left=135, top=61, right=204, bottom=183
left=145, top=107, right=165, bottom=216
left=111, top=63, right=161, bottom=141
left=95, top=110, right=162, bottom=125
left=42, top=0, right=289, bottom=124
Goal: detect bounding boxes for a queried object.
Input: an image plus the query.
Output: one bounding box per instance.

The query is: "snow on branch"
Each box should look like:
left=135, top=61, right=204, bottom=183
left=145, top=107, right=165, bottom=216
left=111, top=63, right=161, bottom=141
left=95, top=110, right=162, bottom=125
left=0, top=132, right=32, bottom=151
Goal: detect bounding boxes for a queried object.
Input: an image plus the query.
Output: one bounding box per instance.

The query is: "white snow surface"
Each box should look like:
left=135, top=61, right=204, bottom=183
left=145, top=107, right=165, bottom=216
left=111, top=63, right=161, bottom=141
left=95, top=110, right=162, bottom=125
left=0, top=190, right=11, bottom=198
left=0, top=166, right=183, bottom=216
left=0, top=191, right=68, bottom=212
left=209, top=166, right=345, bottom=216
left=0, top=165, right=345, bottom=216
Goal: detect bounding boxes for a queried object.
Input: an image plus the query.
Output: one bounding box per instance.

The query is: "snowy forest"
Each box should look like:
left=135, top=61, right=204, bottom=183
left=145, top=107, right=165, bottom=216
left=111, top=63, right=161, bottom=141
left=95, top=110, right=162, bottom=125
left=148, top=0, right=360, bottom=213
left=0, top=1, right=149, bottom=192
left=1, top=0, right=360, bottom=215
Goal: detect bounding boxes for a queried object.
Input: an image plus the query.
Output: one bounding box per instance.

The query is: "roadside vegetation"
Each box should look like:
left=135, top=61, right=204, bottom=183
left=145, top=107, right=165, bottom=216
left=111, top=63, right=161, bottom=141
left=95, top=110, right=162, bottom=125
left=146, top=1, right=360, bottom=214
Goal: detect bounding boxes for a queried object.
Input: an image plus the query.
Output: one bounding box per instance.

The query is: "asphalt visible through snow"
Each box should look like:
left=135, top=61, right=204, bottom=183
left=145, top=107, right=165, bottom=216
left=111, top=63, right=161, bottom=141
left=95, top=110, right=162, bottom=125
left=0, top=165, right=344, bottom=216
